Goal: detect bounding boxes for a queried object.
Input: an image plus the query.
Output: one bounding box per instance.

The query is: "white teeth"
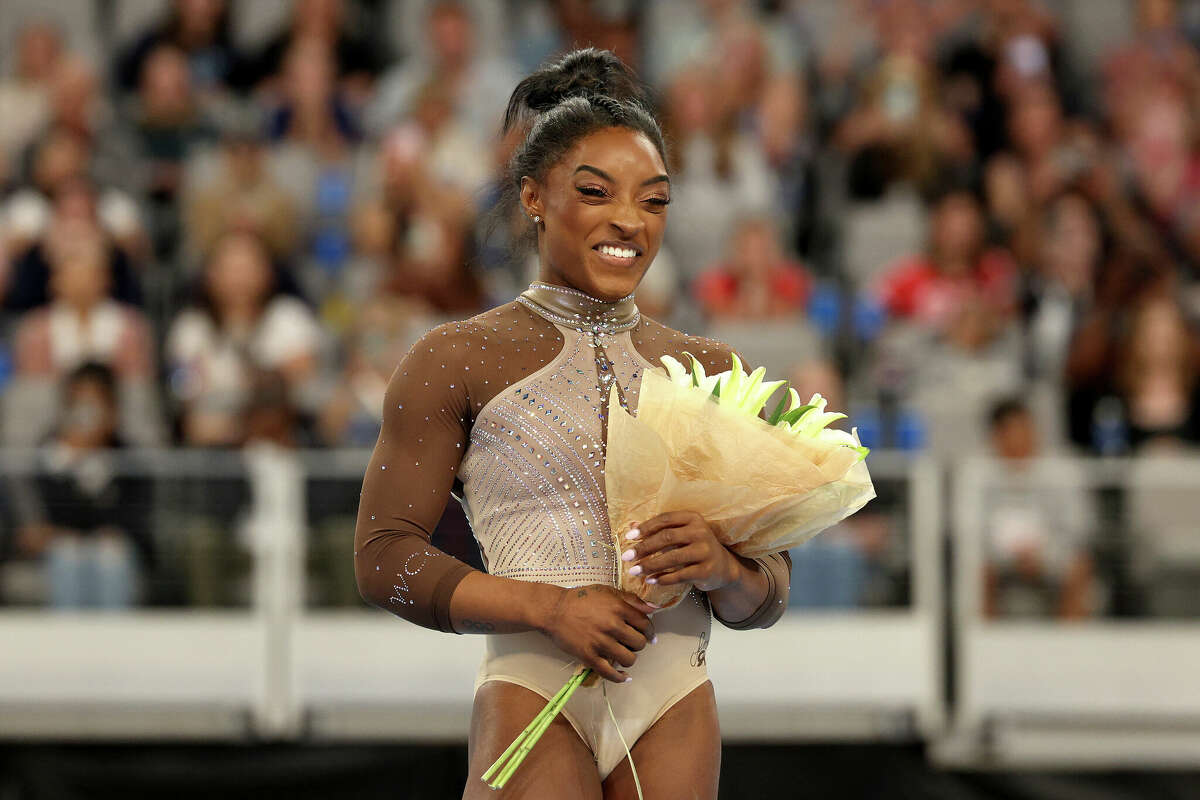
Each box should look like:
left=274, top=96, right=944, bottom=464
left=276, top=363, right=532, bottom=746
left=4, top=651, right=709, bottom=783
left=598, top=245, right=637, bottom=259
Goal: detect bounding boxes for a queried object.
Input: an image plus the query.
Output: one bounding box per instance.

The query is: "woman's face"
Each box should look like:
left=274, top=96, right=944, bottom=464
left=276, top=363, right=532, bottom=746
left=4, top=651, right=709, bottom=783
left=206, top=234, right=272, bottom=310
left=524, top=127, right=670, bottom=301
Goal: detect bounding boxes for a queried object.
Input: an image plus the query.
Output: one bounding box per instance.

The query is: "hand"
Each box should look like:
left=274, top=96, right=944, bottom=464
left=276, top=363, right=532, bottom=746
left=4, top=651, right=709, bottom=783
left=621, top=511, right=741, bottom=593
left=539, top=584, right=658, bottom=684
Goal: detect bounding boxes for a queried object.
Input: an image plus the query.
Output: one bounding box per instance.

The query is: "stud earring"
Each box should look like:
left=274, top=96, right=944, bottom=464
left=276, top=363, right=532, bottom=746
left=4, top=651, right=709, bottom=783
left=532, top=215, right=542, bottom=224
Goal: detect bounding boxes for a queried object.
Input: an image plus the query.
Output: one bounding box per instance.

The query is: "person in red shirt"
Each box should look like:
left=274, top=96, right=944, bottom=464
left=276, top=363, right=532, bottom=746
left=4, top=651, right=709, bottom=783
left=874, top=187, right=1017, bottom=332
left=693, top=215, right=812, bottom=320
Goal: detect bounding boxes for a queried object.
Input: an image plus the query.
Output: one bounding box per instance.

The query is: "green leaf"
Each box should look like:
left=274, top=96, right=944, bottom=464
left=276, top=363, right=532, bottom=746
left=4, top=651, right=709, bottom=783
left=781, top=404, right=815, bottom=426
left=767, top=382, right=791, bottom=425
left=711, top=378, right=721, bottom=398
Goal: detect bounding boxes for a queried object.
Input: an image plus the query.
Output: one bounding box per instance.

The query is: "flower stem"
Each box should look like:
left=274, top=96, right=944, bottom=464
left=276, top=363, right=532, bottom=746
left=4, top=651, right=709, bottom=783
left=487, top=668, right=590, bottom=789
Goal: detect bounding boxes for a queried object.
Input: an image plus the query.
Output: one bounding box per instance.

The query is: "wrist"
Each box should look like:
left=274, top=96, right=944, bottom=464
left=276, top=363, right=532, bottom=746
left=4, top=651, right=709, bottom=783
left=524, top=581, right=564, bottom=634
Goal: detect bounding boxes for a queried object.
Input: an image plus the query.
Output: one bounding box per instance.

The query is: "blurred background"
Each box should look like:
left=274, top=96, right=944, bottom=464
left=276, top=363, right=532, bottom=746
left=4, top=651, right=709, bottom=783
left=0, top=0, right=1198, bottom=797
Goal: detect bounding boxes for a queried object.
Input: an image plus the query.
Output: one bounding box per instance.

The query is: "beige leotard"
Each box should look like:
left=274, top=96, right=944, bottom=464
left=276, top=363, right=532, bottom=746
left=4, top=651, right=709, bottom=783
left=354, top=282, right=792, bottom=778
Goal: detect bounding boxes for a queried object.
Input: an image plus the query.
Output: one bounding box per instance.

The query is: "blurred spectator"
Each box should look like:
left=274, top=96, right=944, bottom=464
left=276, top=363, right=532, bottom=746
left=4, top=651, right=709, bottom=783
left=660, top=63, right=776, bottom=284
left=250, top=0, right=386, bottom=98
left=366, top=1, right=517, bottom=138
left=832, top=6, right=973, bottom=199
left=982, top=397, right=1097, bottom=619
left=126, top=44, right=219, bottom=258
left=364, top=124, right=483, bottom=314
left=114, top=0, right=251, bottom=96
left=11, top=362, right=152, bottom=609
left=693, top=215, right=812, bottom=321
left=12, top=225, right=153, bottom=382
left=1116, top=293, right=1200, bottom=451
left=183, top=123, right=299, bottom=261
left=2, top=179, right=145, bottom=313
left=874, top=187, right=1017, bottom=334
left=0, top=22, right=62, bottom=161
left=166, top=232, right=323, bottom=447
left=983, top=152, right=1037, bottom=261
left=317, top=295, right=431, bottom=446
left=756, top=73, right=823, bottom=260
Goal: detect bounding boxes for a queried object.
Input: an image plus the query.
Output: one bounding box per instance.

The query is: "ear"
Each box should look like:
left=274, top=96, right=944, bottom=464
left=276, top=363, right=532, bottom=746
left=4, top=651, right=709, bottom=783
left=519, top=176, right=543, bottom=221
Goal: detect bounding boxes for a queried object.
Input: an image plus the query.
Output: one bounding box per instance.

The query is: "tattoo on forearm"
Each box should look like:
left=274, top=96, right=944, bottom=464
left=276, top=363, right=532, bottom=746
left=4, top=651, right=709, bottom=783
left=460, top=619, right=496, bottom=633
left=577, top=589, right=588, bottom=598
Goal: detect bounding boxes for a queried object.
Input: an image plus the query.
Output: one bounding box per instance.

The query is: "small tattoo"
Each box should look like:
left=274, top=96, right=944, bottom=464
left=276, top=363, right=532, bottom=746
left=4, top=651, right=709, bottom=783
left=460, top=619, right=495, bottom=633
left=577, top=589, right=588, bottom=598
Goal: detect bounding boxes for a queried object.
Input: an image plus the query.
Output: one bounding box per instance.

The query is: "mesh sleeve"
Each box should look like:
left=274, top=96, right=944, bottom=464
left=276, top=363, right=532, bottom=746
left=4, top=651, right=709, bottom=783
left=713, top=551, right=792, bottom=630
left=353, top=325, right=479, bottom=633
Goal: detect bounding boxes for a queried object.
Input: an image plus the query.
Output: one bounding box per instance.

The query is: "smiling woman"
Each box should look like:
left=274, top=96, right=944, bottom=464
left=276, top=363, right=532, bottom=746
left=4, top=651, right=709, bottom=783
left=353, top=48, right=792, bottom=800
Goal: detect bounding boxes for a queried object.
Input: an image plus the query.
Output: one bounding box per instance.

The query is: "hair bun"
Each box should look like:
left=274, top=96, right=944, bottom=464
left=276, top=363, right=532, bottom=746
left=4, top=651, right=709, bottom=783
left=504, top=48, right=649, bottom=133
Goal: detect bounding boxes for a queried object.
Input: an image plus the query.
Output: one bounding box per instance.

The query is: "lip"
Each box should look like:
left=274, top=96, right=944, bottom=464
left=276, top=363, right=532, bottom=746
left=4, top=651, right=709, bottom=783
left=591, top=240, right=643, bottom=268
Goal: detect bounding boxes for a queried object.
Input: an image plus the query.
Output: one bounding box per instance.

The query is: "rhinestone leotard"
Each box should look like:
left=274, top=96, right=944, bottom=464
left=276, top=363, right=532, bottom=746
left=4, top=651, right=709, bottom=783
left=354, top=282, right=791, bottom=633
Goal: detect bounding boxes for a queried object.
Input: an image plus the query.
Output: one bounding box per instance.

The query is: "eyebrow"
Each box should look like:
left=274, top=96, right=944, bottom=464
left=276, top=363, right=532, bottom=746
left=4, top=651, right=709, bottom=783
left=574, top=164, right=671, bottom=187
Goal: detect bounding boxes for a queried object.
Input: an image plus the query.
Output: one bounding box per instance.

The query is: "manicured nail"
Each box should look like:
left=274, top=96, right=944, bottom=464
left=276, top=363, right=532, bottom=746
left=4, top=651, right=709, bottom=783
left=646, top=577, right=657, bottom=585
left=651, top=634, right=658, bottom=644
left=646, top=601, right=660, bottom=608
left=621, top=549, right=636, bottom=562
left=625, top=528, right=640, bottom=540
left=629, top=565, right=642, bottom=576
left=624, top=677, right=633, bottom=683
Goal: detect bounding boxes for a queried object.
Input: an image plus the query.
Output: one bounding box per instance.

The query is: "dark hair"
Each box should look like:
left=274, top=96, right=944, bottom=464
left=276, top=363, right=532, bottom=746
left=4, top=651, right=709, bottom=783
left=496, top=49, right=666, bottom=250
left=64, top=361, right=118, bottom=406
left=988, top=396, right=1031, bottom=430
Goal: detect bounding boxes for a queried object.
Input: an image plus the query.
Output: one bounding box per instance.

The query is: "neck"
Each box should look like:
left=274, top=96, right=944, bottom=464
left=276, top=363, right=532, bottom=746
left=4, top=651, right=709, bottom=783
left=518, top=280, right=640, bottom=333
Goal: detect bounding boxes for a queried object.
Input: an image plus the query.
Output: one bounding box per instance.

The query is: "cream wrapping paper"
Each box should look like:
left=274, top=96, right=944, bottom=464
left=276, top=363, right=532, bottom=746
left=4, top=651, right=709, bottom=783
left=605, top=369, right=876, bottom=609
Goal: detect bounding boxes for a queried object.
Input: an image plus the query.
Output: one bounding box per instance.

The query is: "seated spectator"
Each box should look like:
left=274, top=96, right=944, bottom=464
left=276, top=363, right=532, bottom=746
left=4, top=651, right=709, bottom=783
left=0, top=21, right=62, bottom=161
left=183, top=121, right=299, bottom=262
left=660, top=63, right=776, bottom=284
left=167, top=232, right=324, bottom=447
left=250, top=0, right=386, bottom=99
left=126, top=44, right=219, bottom=258
left=694, top=215, right=812, bottom=321
left=874, top=186, right=1017, bottom=334
left=11, top=362, right=152, bottom=609
left=366, top=0, right=517, bottom=138
left=317, top=295, right=432, bottom=446
left=12, top=225, right=152, bottom=382
left=115, top=0, right=251, bottom=96
left=1117, top=293, right=1200, bottom=451
left=982, top=397, right=1097, bottom=619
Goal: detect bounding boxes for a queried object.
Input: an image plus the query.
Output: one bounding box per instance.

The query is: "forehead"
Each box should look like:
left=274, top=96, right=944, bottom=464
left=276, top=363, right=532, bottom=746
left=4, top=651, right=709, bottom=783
left=553, top=127, right=666, bottom=181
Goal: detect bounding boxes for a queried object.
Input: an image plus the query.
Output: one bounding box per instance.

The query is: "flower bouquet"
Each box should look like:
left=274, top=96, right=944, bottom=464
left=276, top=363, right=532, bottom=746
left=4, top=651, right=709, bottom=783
left=482, top=354, right=874, bottom=792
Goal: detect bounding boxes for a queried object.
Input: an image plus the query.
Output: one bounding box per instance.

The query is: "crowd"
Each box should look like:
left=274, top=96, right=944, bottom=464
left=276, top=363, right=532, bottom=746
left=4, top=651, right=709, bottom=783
left=0, top=0, right=1198, bottom=616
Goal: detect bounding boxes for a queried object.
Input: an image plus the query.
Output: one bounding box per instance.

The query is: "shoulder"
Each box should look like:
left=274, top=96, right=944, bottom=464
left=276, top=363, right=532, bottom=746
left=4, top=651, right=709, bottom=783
left=634, top=316, right=740, bottom=375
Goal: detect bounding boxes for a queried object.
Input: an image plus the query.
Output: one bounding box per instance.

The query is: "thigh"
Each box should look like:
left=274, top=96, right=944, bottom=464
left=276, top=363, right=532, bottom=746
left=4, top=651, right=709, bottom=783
left=602, top=680, right=720, bottom=800
left=463, top=679, right=602, bottom=800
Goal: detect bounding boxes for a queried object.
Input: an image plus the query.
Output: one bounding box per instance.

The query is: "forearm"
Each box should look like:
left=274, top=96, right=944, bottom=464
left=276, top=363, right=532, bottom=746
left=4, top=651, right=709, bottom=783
left=707, top=553, right=769, bottom=625
left=446, top=571, right=562, bottom=635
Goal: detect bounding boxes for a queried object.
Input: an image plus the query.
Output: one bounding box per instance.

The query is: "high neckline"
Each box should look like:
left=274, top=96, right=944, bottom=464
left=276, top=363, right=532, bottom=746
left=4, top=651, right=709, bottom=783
left=517, top=281, right=640, bottom=333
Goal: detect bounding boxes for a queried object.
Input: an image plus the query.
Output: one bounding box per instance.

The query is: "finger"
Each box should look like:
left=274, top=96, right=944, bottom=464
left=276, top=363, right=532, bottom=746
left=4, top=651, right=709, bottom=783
left=652, top=565, right=700, bottom=586
left=619, top=604, right=656, bottom=641
left=604, top=641, right=638, bottom=669
left=623, top=526, right=691, bottom=564
left=612, top=620, right=648, bottom=652
left=635, top=511, right=698, bottom=538
left=633, top=544, right=703, bottom=579
left=617, top=590, right=659, bottom=615
left=589, top=656, right=628, bottom=684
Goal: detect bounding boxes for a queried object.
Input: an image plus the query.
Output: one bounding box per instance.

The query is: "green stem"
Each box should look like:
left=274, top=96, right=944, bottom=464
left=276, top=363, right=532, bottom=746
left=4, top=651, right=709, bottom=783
left=491, top=669, right=590, bottom=788
left=481, top=672, right=577, bottom=783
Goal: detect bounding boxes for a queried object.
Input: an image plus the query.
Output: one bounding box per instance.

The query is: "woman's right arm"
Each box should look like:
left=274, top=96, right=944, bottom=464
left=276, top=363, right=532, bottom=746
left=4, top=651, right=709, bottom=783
left=354, top=325, right=655, bottom=681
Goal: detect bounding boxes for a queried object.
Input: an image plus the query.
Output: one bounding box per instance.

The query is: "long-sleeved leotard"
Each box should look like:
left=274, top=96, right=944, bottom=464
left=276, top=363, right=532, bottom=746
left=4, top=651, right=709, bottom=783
left=353, top=282, right=791, bottom=634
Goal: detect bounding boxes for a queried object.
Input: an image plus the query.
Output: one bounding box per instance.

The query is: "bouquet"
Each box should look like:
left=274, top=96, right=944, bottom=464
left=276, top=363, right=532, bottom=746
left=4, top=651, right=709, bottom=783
left=482, top=354, right=874, bottom=792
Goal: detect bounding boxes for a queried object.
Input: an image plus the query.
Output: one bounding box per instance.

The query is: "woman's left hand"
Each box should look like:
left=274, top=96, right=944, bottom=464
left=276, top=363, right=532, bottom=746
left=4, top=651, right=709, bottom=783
left=620, top=511, right=741, bottom=592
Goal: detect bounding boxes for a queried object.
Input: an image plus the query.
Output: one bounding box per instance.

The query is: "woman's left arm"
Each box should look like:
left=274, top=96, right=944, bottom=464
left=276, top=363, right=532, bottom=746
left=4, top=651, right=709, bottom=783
left=622, top=511, right=791, bottom=630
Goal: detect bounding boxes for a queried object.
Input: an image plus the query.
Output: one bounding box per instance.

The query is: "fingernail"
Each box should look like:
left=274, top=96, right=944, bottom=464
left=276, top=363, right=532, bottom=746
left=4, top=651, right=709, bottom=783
left=651, top=634, right=658, bottom=644
left=625, top=528, right=640, bottom=540
left=624, top=676, right=633, bottom=683
left=629, top=565, right=642, bottom=576
left=646, top=601, right=660, bottom=608
left=647, top=577, right=657, bottom=585
left=621, top=548, right=636, bottom=562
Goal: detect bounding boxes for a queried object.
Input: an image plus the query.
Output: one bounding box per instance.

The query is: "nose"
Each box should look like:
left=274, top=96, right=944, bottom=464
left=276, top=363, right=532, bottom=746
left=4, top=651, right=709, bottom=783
left=609, top=199, right=644, bottom=239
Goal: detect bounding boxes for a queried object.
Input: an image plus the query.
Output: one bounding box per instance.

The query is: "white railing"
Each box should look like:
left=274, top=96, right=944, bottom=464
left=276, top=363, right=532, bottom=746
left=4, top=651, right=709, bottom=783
left=937, top=455, right=1200, bottom=768
left=4, top=448, right=1200, bottom=767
